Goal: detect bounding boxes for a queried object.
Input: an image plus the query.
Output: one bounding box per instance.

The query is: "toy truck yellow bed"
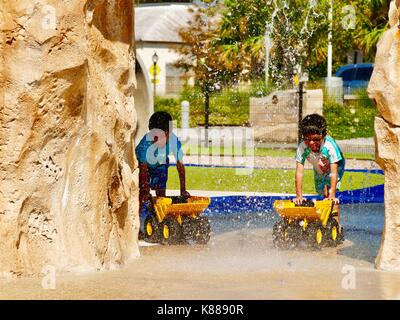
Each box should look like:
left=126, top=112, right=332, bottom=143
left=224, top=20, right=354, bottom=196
left=272, top=199, right=344, bottom=249
left=143, top=196, right=211, bottom=245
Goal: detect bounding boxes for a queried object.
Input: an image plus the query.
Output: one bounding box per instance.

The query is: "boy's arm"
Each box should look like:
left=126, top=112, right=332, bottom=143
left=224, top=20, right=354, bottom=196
left=293, top=162, right=305, bottom=205
left=328, top=163, right=339, bottom=203
left=138, top=163, right=151, bottom=208
left=176, top=160, right=190, bottom=198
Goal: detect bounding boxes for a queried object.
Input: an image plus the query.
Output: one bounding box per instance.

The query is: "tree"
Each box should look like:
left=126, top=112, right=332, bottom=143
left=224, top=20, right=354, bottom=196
left=352, top=0, right=391, bottom=61
left=214, top=0, right=393, bottom=82
left=175, top=0, right=392, bottom=91
left=210, top=0, right=344, bottom=85
left=174, top=6, right=236, bottom=141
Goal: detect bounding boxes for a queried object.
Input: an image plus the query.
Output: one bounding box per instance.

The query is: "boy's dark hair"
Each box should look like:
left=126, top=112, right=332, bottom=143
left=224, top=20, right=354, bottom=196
left=301, top=114, right=327, bottom=136
left=148, top=111, right=172, bottom=132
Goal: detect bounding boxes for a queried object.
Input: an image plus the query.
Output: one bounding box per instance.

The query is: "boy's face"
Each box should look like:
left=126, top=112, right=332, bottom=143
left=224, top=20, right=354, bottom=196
left=303, top=133, right=325, bottom=152
left=151, top=128, right=170, bottom=147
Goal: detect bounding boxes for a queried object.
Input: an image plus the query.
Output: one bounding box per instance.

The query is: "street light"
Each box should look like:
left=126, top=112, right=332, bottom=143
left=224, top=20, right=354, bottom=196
left=152, top=51, right=159, bottom=100
left=327, top=0, right=333, bottom=80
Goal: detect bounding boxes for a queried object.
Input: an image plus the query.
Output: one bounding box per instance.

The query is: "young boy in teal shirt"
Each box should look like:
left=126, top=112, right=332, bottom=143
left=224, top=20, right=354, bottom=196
left=135, top=111, right=190, bottom=211
left=294, top=114, right=345, bottom=206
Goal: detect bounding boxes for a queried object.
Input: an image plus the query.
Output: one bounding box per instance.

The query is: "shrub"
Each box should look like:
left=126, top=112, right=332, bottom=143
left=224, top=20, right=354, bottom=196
left=324, top=90, right=378, bottom=140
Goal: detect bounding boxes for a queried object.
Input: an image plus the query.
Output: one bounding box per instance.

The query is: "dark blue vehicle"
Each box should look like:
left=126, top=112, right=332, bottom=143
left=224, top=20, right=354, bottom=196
left=335, top=63, right=374, bottom=94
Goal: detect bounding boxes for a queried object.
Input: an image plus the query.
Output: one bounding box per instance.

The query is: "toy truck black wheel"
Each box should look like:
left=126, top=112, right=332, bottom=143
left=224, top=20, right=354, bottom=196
left=273, top=220, right=296, bottom=249
left=182, top=217, right=195, bottom=241
left=307, top=222, right=325, bottom=249
left=339, top=226, right=345, bottom=243
left=325, top=219, right=343, bottom=246
left=144, top=215, right=161, bottom=243
left=192, top=217, right=211, bottom=244
left=161, top=217, right=182, bottom=245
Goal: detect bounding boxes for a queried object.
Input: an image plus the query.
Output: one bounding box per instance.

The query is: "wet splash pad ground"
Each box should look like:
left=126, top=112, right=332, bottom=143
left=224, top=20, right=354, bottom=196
left=2, top=203, right=400, bottom=300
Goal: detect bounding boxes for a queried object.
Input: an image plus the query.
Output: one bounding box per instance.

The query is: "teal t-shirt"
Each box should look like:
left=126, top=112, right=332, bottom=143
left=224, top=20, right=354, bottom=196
left=135, top=132, right=184, bottom=168
left=295, top=135, right=344, bottom=174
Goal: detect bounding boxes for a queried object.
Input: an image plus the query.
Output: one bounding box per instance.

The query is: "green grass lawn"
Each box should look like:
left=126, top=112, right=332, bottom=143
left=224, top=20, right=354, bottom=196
left=167, top=166, right=383, bottom=193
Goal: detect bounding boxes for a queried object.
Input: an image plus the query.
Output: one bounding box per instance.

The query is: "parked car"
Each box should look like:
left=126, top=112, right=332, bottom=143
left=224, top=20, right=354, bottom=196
left=335, top=63, right=374, bottom=94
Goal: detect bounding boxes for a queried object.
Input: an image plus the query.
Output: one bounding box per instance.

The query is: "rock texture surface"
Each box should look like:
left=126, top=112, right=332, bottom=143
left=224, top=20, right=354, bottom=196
left=0, top=0, right=139, bottom=275
left=368, top=0, right=400, bottom=271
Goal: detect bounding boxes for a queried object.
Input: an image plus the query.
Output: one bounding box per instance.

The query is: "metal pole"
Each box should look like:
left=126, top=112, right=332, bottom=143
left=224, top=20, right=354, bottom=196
left=265, top=30, right=270, bottom=85
left=298, top=81, right=304, bottom=145
left=204, top=89, right=210, bottom=147
left=327, top=0, right=333, bottom=80
left=153, top=61, right=157, bottom=99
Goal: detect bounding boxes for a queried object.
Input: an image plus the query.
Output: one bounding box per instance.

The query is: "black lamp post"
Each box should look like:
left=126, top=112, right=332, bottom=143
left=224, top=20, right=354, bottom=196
left=297, top=70, right=309, bottom=144
left=298, top=81, right=304, bottom=145
left=152, top=51, right=159, bottom=100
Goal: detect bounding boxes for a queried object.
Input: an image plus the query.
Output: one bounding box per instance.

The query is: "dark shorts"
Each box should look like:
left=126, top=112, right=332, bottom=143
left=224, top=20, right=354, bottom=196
left=148, top=164, right=168, bottom=190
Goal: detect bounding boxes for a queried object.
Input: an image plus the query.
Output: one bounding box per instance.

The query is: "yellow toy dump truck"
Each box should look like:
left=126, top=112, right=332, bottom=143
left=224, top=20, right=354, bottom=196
left=142, top=196, right=211, bottom=245
left=272, top=199, right=344, bottom=249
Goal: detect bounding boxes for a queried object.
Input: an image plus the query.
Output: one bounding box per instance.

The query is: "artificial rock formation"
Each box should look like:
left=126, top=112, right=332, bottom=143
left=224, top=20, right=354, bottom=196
left=0, top=0, right=139, bottom=275
left=368, top=0, right=400, bottom=271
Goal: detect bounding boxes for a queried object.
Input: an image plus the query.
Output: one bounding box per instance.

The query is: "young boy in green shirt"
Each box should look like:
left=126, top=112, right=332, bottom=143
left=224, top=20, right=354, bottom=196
left=293, top=114, right=345, bottom=206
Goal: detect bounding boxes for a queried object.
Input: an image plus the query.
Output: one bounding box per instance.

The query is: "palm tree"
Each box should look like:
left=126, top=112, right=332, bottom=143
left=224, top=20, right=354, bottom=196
left=353, top=0, right=391, bottom=61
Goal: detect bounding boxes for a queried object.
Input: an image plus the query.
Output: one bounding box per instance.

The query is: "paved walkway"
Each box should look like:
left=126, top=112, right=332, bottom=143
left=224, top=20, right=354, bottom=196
left=175, top=127, right=375, bottom=155
left=175, top=127, right=377, bottom=170
left=336, top=137, right=375, bottom=154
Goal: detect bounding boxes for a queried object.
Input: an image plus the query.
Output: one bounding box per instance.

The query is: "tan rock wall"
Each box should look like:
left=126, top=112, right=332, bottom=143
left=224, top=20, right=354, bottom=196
left=0, top=0, right=139, bottom=275
left=374, top=117, right=400, bottom=270
left=368, top=0, right=400, bottom=271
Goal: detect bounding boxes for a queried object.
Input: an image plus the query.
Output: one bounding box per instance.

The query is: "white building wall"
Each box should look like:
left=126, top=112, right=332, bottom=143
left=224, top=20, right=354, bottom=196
left=136, top=42, right=183, bottom=97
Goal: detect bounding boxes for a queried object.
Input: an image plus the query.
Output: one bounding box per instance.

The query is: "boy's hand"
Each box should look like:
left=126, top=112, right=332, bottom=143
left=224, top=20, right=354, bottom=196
left=326, top=184, right=339, bottom=204
left=293, top=196, right=306, bottom=205
left=326, top=196, right=340, bottom=204
left=180, top=190, right=191, bottom=198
